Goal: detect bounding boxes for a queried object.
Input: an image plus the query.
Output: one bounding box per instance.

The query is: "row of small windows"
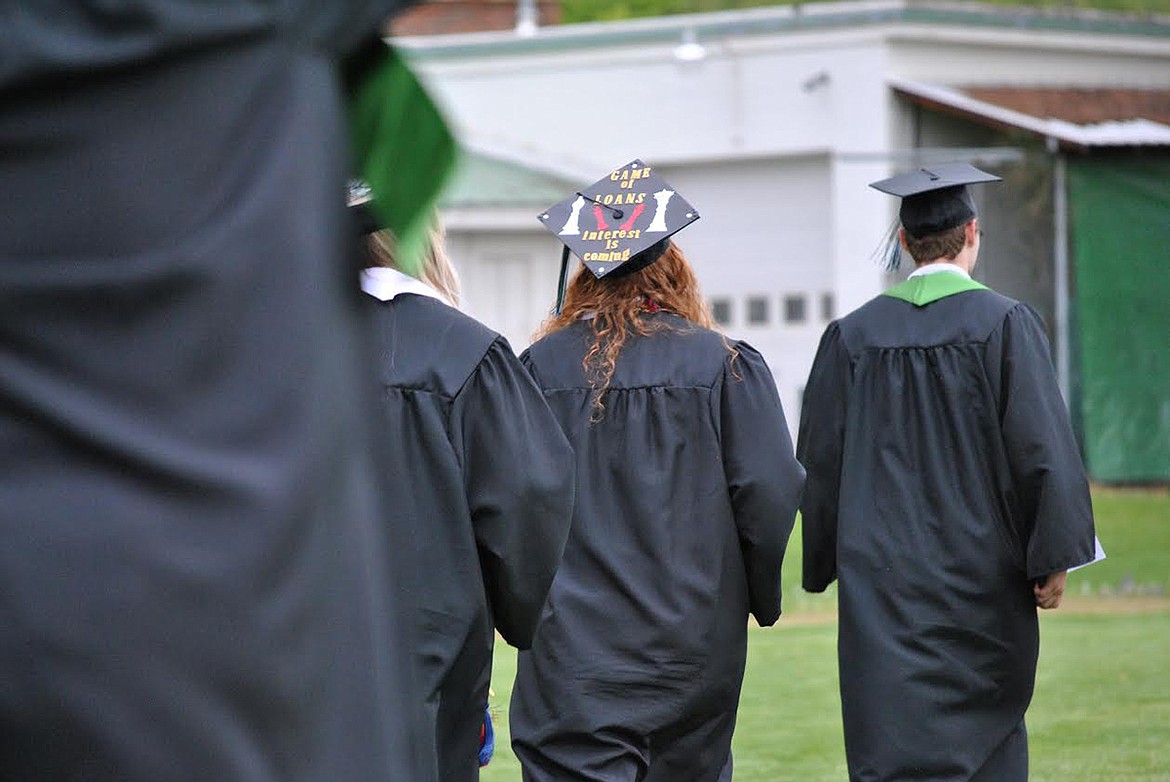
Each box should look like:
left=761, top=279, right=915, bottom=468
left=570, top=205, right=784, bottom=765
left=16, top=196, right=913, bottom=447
left=710, top=293, right=834, bottom=327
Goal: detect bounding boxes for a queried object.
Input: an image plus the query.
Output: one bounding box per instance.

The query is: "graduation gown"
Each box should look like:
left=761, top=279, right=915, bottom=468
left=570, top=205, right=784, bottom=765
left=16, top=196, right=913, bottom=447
left=363, top=274, right=575, bottom=782
left=0, top=4, right=428, bottom=781
left=797, top=271, right=1097, bottom=782
left=511, top=314, right=805, bottom=782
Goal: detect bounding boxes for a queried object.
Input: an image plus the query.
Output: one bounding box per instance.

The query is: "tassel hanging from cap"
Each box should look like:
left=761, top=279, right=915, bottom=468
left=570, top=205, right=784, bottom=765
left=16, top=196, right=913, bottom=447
left=553, top=245, right=572, bottom=315
left=870, top=218, right=904, bottom=273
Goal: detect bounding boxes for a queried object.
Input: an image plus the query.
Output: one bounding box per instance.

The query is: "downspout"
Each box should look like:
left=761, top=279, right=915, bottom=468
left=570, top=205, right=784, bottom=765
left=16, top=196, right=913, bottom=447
left=1049, top=135, right=1071, bottom=404
left=516, top=0, right=538, bottom=36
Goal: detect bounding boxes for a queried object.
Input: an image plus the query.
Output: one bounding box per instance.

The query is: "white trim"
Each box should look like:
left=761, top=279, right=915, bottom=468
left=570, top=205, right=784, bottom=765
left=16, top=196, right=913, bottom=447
left=908, top=262, right=970, bottom=279
left=886, top=22, right=1170, bottom=58
left=360, top=267, right=446, bottom=303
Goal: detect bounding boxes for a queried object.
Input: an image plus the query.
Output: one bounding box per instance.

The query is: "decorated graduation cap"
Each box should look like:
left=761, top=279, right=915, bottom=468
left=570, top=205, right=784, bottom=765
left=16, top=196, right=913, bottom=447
left=538, top=160, right=700, bottom=313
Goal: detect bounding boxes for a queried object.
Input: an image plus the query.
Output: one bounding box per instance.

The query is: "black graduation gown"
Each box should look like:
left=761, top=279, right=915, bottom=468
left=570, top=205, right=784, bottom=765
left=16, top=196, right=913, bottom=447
left=511, top=314, right=806, bottom=782
left=0, top=5, right=428, bottom=781
left=797, top=277, right=1097, bottom=782
left=364, top=290, right=575, bottom=782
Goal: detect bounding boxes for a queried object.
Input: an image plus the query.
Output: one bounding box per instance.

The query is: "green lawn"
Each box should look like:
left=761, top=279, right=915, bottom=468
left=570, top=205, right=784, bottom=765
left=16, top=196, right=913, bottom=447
left=483, top=488, right=1170, bottom=781
left=1076, top=488, right=1170, bottom=596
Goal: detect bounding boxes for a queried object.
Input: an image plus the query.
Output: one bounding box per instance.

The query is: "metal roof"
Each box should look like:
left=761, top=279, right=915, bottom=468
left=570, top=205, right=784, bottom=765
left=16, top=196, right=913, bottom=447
left=441, top=147, right=585, bottom=209
left=962, top=87, right=1170, bottom=126
left=890, top=76, right=1170, bottom=149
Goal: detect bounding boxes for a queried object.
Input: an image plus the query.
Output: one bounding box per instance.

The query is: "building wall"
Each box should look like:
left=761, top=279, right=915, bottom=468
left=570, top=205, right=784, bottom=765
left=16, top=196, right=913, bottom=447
left=414, top=28, right=891, bottom=166
left=411, top=6, right=1170, bottom=439
left=887, top=27, right=1170, bottom=88
left=447, top=230, right=564, bottom=350
left=416, top=25, right=894, bottom=435
left=657, top=155, right=835, bottom=426
left=447, top=148, right=836, bottom=433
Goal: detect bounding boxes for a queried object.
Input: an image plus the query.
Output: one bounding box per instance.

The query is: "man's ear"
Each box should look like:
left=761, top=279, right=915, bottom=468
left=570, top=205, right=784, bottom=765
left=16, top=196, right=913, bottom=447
left=965, top=220, right=979, bottom=247
left=898, top=227, right=908, bottom=251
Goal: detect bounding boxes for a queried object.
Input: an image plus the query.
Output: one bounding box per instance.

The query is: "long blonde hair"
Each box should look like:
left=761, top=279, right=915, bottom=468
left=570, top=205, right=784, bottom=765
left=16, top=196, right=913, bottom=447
left=366, top=222, right=462, bottom=308
left=535, top=241, right=733, bottom=417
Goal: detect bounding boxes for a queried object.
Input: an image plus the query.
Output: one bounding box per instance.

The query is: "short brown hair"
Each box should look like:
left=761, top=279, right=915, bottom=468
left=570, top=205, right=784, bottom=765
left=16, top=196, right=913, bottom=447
left=902, top=223, right=967, bottom=264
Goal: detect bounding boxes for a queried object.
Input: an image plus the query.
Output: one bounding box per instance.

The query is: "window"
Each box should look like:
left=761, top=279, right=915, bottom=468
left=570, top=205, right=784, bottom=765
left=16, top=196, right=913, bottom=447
left=746, top=296, right=769, bottom=325
left=821, top=292, right=835, bottom=322
left=711, top=297, right=732, bottom=326
left=783, top=294, right=807, bottom=324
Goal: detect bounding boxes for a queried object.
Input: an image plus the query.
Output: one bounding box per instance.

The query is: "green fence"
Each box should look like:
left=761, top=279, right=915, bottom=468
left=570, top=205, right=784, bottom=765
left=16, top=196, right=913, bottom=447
left=1068, top=154, right=1170, bottom=483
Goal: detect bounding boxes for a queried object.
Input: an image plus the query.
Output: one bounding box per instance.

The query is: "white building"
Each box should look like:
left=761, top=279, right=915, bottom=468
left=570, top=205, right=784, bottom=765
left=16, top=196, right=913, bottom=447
left=402, top=1, right=1170, bottom=433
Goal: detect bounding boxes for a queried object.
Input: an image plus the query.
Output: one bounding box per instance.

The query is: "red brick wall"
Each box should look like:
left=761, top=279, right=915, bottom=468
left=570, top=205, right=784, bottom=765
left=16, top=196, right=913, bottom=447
left=392, top=0, right=561, bottom=36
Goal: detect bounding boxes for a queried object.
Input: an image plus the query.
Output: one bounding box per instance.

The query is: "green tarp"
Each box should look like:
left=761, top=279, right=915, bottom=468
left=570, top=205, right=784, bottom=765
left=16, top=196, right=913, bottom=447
left=1067, top=155, right=1170, bottom=483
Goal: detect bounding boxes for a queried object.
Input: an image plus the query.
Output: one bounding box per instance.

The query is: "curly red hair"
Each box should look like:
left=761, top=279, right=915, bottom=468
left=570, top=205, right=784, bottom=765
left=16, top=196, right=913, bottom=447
left=535, top=241, right=732, bottom=418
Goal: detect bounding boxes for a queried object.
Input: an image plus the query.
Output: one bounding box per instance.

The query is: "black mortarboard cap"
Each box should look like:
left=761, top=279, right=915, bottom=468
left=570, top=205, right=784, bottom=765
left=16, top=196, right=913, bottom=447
left=348, top=179, right=381, bottom=236
left=869, top=162, right=1001, bottom=238
left=539, top=160, right=699, bottom=281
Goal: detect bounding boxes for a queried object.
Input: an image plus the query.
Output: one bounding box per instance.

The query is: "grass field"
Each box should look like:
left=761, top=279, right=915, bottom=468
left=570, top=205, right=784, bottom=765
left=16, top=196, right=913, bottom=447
left=482, top=488, right=1170, bottom=781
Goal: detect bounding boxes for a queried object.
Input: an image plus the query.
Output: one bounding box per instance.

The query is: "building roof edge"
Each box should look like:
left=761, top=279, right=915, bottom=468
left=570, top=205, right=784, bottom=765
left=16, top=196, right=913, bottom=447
left=396, top=1, right=1170, bottom=59
left=890, top=76, right=1170, bottom=149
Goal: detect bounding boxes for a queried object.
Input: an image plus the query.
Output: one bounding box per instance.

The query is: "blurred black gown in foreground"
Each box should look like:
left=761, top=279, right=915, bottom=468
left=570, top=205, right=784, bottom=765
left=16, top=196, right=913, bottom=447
left=0, top=3, right=429, bottom=780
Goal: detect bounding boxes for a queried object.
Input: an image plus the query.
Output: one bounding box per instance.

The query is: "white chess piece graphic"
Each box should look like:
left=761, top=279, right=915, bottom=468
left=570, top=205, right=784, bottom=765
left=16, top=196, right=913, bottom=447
left=559, top=195, right=586, bottom=235
left=647, top=189, right=675, bottom=233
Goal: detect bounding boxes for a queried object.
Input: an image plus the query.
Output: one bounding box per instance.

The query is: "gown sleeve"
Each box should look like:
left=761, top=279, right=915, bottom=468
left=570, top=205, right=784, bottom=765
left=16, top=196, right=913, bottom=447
left=450, top=338, right=575, bottom=649
left=987, top=304, right=1096, bottom=579
left=795, top=322, right=852, bottom=593
left=719, top=343, right=806, bottom=626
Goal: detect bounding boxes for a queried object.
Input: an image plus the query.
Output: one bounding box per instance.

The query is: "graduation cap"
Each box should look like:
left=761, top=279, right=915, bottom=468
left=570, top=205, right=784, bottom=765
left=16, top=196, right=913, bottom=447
left=348, top=179, right=381, bottom=236
left=870, top=162, right=1001, bottom=239
left=867, top=163, right=1001, bottom=271
left=538, top=160, right=700, bottom=313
